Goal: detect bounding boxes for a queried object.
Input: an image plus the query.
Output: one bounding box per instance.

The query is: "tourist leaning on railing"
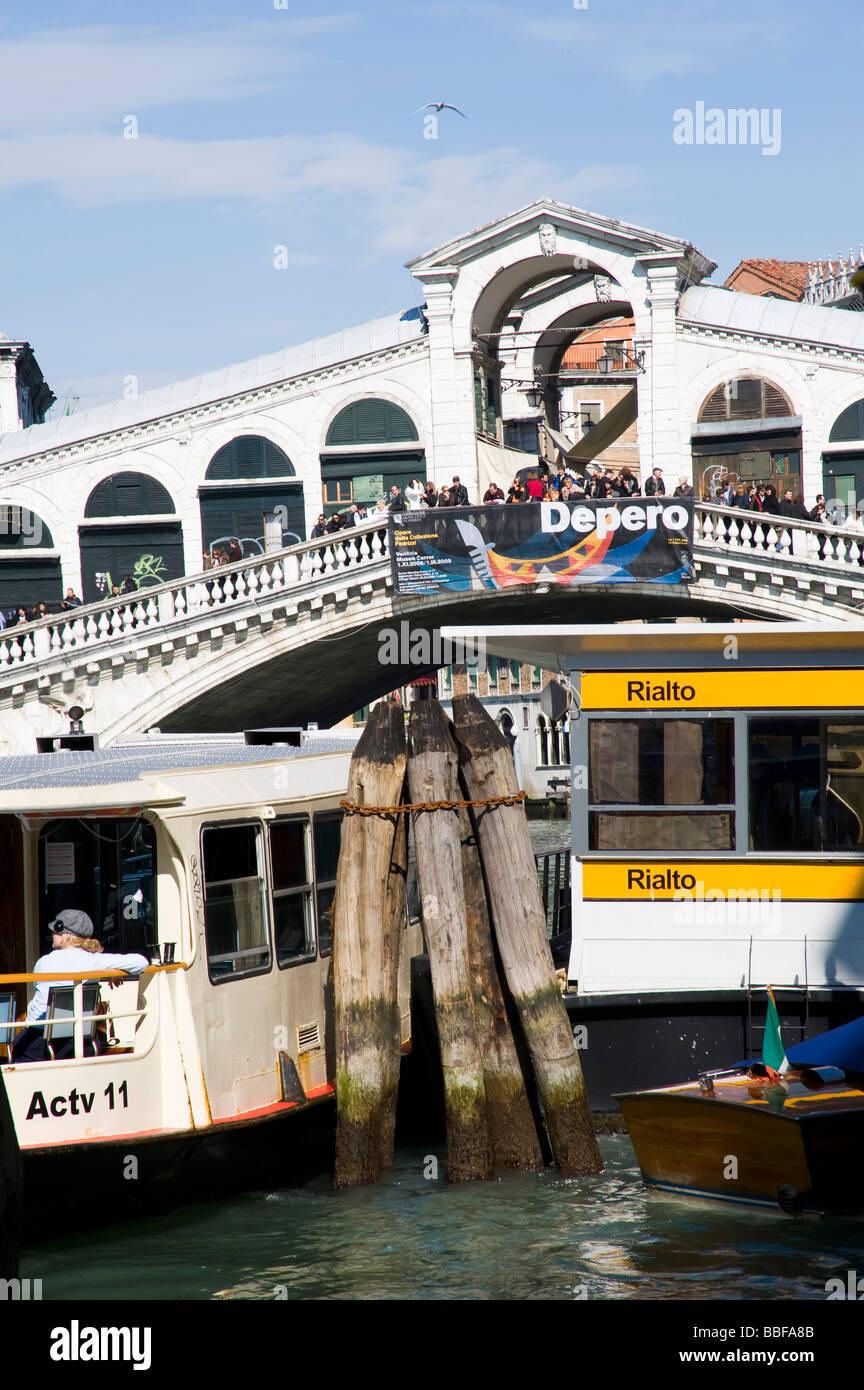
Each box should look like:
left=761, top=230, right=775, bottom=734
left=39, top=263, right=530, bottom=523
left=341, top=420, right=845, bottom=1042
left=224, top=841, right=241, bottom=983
left=12, top=909, right=148, bottom=1064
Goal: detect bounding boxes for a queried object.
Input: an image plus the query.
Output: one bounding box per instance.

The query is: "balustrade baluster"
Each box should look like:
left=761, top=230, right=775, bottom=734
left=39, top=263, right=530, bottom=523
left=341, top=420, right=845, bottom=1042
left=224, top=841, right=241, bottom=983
left=0, top=639, right=10, bottom=666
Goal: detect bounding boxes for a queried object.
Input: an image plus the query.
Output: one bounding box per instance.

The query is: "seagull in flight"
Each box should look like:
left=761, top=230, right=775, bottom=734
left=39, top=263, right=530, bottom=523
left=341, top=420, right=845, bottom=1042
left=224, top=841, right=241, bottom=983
left=414, top=101, right=468, bottom=118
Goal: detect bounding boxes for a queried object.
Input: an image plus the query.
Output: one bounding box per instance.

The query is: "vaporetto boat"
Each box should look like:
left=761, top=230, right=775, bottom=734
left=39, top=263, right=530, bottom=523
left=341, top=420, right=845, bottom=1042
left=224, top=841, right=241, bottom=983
left=0, top=732, right=422, bottom=1232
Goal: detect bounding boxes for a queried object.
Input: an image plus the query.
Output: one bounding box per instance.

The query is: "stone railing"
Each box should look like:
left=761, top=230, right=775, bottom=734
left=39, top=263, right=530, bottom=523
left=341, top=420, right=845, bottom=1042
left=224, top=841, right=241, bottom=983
left=2, top=502, right=863, bottom=678
left=697, top=502, right=864, bottom=569
left=0, top=522, right=390, bottom=671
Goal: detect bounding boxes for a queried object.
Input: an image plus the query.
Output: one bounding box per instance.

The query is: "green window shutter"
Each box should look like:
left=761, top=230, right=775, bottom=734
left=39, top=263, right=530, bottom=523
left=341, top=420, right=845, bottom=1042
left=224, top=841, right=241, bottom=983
left=474, top=375, right=484, bottom=432
left=85, top=473, right=175, bottom=518
left=326, top=400, right=419, bottom=446
left=206, top=436, right=295, bottom=481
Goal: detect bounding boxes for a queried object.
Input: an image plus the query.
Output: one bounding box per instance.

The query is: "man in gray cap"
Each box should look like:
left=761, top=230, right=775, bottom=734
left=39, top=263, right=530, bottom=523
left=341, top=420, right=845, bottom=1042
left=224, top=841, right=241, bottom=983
left=12, top=909, right=148, bottom=1062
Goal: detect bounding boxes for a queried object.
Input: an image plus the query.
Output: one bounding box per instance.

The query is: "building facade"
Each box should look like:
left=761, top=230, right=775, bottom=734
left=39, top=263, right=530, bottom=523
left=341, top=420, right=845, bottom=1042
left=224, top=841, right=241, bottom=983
left=4, top=199, right=864, bottom=612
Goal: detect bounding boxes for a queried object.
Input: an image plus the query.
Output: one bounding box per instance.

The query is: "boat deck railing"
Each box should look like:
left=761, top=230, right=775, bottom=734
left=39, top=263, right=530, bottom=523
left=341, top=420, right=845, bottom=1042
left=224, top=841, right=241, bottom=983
left=0, top=962, right=185, bottom=1061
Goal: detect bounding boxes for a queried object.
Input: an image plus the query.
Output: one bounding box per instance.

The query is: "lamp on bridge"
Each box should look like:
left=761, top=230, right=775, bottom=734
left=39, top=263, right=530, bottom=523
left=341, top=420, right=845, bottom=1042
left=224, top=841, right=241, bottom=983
left=523, top=371, right=545, bottom=411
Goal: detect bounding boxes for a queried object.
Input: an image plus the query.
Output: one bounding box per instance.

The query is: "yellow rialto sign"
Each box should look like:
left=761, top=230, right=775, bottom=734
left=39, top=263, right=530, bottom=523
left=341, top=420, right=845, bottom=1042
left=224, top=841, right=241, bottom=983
left=583, top=862, right=864, bottom=901
left=581, top=669, right=864, bottom=710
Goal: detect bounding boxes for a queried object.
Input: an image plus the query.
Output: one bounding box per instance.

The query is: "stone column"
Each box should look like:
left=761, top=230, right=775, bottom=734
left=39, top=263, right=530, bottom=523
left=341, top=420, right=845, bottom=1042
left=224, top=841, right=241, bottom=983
left=636, top=254, right=684, bottom=487
left=412, top=267, right=480, bottom=497
left=0, top=356, right=21, bottom=436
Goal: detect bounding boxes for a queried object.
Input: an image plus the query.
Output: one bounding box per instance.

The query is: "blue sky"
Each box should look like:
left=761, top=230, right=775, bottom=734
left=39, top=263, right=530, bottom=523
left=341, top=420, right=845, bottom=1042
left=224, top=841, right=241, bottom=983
left=0, top=0, right=857, bottom=412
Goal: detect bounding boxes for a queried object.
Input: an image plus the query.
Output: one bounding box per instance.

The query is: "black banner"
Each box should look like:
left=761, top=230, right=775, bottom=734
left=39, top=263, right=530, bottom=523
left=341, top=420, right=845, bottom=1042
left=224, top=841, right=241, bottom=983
left=389, top=500, right=694, bottom=596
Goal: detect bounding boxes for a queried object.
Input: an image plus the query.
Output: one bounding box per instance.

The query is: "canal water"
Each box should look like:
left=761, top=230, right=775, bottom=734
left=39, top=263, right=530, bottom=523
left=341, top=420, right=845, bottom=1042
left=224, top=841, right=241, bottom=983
left=21, top=1136, right=861, bottom=1301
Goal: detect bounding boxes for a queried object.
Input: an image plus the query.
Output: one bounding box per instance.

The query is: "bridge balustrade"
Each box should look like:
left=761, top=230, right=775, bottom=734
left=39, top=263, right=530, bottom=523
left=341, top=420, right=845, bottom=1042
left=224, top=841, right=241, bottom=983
left=698, top=503, right=864, bottom=569
left=1, top=503, right=862, bottom=677
left=0, top=523, right=390, bottom=671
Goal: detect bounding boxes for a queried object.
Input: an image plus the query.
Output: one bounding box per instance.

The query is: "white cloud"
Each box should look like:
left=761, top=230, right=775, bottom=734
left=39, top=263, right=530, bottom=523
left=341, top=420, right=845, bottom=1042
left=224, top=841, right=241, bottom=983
left=0, top=131, right=411, bottom=204
left=415, top=1, right=795, bottom=86
left=365, top=151, right=647, bottom=258
left=0, top=20, right=358, bottom=133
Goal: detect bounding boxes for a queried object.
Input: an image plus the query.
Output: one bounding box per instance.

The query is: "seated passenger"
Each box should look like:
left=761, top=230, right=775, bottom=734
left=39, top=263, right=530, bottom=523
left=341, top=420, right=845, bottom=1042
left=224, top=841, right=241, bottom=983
left=11, top=909, right=148, bottom=1063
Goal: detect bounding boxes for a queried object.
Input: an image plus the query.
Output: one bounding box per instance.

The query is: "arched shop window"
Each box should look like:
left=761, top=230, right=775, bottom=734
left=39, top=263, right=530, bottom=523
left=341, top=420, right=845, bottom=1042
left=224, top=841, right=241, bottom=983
left=205, top=436, right=297, bottom=480
left=80, top=472, right=183, bottom=603
left=325, top=400, right=418, bottom=446
left=693, top=378, right=800, bottom=496
left=321, top=400, right=424, bottom=518
left=829, top=400, right=864, bottom=443
left=0, top=506, right=61, bottom=613
left=85, top=472, right=176, bottom=517
left=200, top=436, right=304, bottom=555
left=697, top=378, right=793, bottom=423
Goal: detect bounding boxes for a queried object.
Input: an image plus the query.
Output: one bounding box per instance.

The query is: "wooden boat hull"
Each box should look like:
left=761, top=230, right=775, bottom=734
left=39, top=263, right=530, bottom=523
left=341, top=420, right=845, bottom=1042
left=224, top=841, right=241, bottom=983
left=617, top=1079, right=864, bottom=1214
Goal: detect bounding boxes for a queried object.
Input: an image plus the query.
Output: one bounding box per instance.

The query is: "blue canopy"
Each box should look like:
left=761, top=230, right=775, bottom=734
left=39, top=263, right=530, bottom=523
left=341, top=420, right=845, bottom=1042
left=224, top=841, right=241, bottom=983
left=787, top=1016, right=864, bottom=1072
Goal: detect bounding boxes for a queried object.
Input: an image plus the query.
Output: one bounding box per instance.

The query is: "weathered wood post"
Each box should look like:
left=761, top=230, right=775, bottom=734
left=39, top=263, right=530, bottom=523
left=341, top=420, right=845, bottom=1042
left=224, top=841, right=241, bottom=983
left=333, top=702, right=407, bottom=1187
left=408, top=700, right=492, bottom=1181
left=459, top=804, right=544, bottom=1170
left=452, top=693, right=601, bottom=1176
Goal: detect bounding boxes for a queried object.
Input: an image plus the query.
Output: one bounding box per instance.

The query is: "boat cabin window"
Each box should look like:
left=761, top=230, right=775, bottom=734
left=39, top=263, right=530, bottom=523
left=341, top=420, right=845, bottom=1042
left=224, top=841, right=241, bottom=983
left=39, top=818, right=157, bottom=955
left=269, top=817, right=315, bottom=967
left=313, top=813, right=342, bottom=956
left=202, top=822, right=270, bottom=981
left=749, top=717, right=864, bottom=852
left=587, top=718, right=735, bottom=852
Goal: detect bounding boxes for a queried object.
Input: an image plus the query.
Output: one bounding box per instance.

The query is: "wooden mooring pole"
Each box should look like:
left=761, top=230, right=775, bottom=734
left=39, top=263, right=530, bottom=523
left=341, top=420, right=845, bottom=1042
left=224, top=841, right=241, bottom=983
left=333, top=702, right=407, bottom=1188
left=452, top=694, right=602, bottom=1177
left=408, top=701, right=492, bottom=1181
left=459, top=804, right=544, bottom=1171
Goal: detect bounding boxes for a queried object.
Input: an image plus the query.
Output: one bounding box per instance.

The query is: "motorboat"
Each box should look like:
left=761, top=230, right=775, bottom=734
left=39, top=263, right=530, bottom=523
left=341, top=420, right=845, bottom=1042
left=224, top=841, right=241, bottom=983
left=616, top=1015, right=864, bottom=1214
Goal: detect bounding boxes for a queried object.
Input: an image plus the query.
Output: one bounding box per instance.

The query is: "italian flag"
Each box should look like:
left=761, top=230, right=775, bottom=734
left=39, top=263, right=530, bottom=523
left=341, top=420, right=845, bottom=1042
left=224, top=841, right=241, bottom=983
left=762, top=986, right=788, bottom=1073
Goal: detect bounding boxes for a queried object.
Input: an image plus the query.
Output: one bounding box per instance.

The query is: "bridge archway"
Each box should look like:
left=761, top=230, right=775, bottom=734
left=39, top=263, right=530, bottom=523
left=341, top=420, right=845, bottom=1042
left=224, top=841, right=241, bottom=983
left=80, top=473, right=184, bottom=603
left=199, top=435, right=304, bottom=555
left=320, top=398, right=425, bottom=516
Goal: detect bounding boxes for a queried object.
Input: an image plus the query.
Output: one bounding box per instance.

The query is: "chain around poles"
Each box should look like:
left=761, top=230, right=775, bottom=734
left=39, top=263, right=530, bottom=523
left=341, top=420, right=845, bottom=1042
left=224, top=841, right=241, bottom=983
left=341, top=791, right=527, bottom=818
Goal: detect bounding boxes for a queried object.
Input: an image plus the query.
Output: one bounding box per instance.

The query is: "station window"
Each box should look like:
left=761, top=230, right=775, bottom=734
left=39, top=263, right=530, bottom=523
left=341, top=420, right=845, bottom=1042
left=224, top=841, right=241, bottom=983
left=269, top=817, right=315, bottom=967
left=749, top=717, right=864, bottom=852
left=202, top=822, right=270, bottom=981
left=587, top=718, right=735, bottom=852
left=313, top=813, right=342, bottom=956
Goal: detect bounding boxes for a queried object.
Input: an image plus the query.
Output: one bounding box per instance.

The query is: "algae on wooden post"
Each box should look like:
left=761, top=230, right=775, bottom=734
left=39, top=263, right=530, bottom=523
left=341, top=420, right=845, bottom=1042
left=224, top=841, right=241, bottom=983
left=333, top=702, right=407, bottom=1188
left=452, top=693, right=601, bottom=1177
left=408, top=700, right=492, bottom=1182
left=458, top=802, right=544, bottom=1171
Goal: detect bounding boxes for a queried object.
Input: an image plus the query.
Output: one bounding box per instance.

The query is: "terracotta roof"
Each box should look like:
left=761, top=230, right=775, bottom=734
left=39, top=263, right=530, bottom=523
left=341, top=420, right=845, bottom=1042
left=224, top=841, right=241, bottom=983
left=724, top=259, right=810, bottom=297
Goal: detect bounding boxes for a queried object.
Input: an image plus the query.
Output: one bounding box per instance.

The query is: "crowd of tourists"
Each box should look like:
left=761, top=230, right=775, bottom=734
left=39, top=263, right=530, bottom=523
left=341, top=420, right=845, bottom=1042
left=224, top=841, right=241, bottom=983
left=3, top=473, right=855, bottom=627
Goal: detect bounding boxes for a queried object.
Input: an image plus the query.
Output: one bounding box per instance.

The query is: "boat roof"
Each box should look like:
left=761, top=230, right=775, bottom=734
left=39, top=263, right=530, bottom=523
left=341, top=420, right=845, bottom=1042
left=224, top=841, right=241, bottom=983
left=0, top=732, right=359, bottom=814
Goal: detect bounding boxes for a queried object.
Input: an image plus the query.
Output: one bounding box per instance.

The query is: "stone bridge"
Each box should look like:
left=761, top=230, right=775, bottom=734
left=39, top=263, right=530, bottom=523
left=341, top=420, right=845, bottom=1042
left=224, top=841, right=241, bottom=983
left=1, top=503, right=864, bottom=754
